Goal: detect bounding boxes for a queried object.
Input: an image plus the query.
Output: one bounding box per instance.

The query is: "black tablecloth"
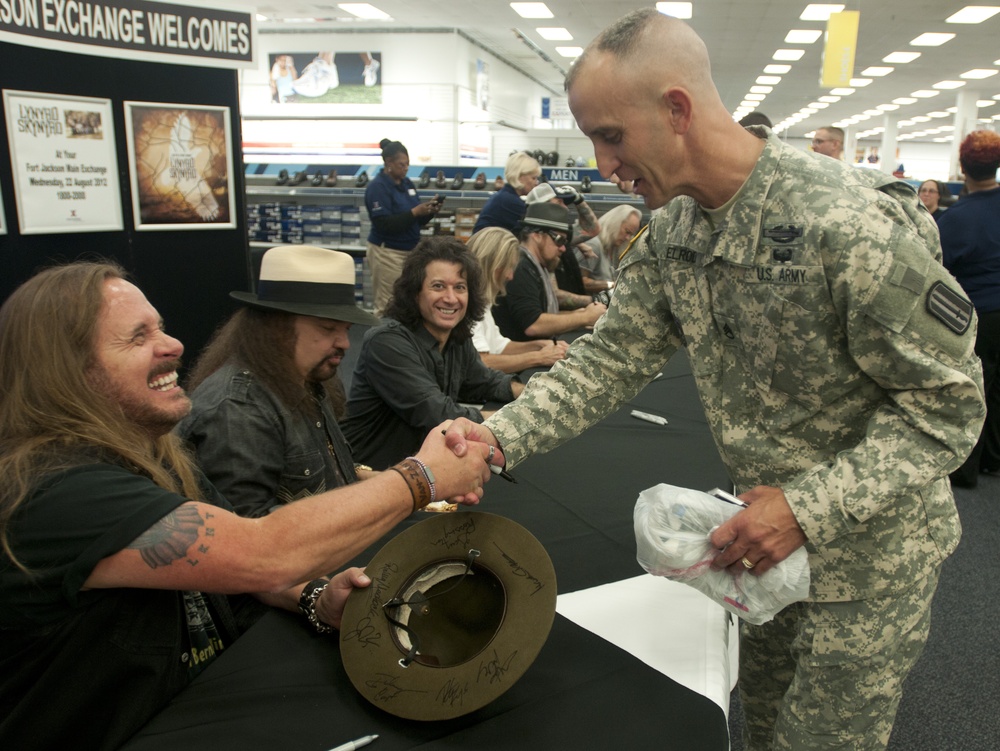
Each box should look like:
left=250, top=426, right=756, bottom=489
left=125, top=350, right=732, bottom=750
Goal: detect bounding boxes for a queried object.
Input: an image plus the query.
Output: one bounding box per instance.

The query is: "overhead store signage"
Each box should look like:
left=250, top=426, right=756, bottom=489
left=0, top=0, right=255, bottom=69
left=820, top=10, right=859, bottom=89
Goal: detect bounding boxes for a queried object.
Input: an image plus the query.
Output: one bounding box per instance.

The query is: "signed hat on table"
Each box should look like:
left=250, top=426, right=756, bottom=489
left=339, top=512, right=557, bottom=721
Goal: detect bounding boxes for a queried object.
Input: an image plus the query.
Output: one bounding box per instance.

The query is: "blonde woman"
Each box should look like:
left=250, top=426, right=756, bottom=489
left=472, top=152, right=542, bottom=234
left=467, top=227, right=568, bottom=373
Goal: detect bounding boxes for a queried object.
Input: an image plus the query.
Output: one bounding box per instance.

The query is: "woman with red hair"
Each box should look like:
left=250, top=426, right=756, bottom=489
left=939, top=129, right=1000, bottom=486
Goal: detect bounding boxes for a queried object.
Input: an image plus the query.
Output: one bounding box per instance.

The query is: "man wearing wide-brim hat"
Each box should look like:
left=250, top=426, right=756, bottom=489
left=177, top=245, right=379, bottom=518
left=491, top=201, right=607, bottom=342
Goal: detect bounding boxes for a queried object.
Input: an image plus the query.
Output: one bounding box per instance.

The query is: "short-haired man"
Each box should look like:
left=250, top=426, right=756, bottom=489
left=177, top=245, right=378, bottom=518
left=447, top=10, right=983, bottom=750
left=491, top=202, right=607, bottom=341
left=342, top=237, right=523, bottom=469
left=0, top=262, right=493, bottom=748
left=812, top=126, right=845, bottom=160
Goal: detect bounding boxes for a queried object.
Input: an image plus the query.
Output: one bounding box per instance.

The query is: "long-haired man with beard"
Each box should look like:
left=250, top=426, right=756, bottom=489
left=179, top=245, right=379, bottom=518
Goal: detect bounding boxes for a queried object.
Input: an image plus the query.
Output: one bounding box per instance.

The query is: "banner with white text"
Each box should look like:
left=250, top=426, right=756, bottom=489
left=0, top=0, right=254, bottom=68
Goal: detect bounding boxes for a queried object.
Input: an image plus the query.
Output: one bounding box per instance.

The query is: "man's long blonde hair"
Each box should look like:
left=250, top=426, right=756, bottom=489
left=0, top=261, right=203, bottom=571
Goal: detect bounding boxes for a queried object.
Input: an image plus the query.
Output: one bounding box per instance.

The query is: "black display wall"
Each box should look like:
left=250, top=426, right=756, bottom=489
left=0, top=41, right=250, bottom=367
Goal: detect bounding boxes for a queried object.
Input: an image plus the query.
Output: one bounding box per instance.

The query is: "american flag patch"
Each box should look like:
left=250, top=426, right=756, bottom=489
left=926, top=282, right=973, bottom=335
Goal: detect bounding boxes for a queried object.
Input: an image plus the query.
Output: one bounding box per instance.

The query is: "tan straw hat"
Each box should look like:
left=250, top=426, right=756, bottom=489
left=230, top=244, right=378, bottom=326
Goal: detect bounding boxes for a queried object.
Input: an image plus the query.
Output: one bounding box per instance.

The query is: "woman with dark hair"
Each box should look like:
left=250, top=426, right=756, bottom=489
left=917, top=179, right=951, bottom=221
left=365, top=138, right=442, bottom=317
left=342, top=237, right=523, bottom=469
left=938, top=129, right=1000, bottom=487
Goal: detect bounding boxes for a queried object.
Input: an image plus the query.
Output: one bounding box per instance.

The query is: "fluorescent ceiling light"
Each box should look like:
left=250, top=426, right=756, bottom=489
left=947, top=106, right=958, bottom=112
left=656, top=2, right=693, bottom=18
left=927, top=111, right=950, bottom=118
left=255, top=13, right=267, bottom=21
left=773, top=49, right=805, bottom=61
left=893, top=97, right=918, bottom=105
left=756, top=76, right=782, bottom=85
left=830, top=88, right=856, bottom=95
left=746, top=93, right=767, bottom=101
left=801, top=107, right=818, bottom=114
left=785, top=29, right=823, bottom=43
left=811, top=102, right=830, bottom=108
left=337, top=3, right=391, bottom=19
left=555, top=46, right=584, bottom=58
left=740, top=100, right=758, bottom=108
left=510, top=2, right=553, bottom=19
left=764, top=64, right=791, bottom=74
left=819, top=95, right=841, bottom=102
left=933, top=80, right=966, bottom=89
left=910, top=32, right=956, bottom=46
left=850, top=78, right=873, bottom=87
left=898, top=120, right=915, bottom=126
left=536, top=27, right=572, bottom=40
left=979, top=100, right=998, bottom=107
left=861, top=66, right=894, bottom=76
left=800, top=4, right=845, bottom=21
left=946, top=6, right=1000, bottom=24
left=878, top=104, right=900, bottom=111
left=962, top=68, right=999, bottom=79
left=883, top=51, right=921, bottom=63
left=911, top=90, right=940, bottom=98
left=750, top=86, right=773, bottom=94
left=863, top=109, right=881, bottom=116
left=912, top=116, right=932, bottom=122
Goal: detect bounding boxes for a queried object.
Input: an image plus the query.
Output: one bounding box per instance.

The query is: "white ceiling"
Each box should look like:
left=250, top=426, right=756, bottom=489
left=249, top=1, right=1000, bottom=143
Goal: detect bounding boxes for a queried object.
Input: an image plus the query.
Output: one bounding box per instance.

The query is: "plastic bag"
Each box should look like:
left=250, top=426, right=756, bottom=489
left=633, top=483, right=810, bottom=625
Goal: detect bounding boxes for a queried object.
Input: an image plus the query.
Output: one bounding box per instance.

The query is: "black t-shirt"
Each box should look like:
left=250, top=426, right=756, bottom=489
left=0, top=463, right=238, bottom=750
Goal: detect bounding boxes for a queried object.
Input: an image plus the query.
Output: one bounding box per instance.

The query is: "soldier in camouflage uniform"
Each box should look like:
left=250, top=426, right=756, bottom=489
left=444, top=10, right=985, bottom=751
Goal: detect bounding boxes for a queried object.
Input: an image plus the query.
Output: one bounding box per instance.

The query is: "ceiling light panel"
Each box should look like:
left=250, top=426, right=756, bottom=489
left=536, top=27, right=572, bottom=40
left=961, top=69, right=999, bottom=79
left=800, top=4, right=845, bottom=21
left=555, top=46, right=583, bottom=58
left=860, top=67, right=894, bottom=76
left=909, top=32, right=956, bottom=46
left=764, top=64, right=791, bottom=74
left=656, top=2, right=693, bottom=18
left=773, top=49, right=805, bottom=61
left=337, top=3, right=392, bottom=20
left=785, top=30, right=823, bottom=43
left=946, top=6, right=1000, bottom=24
left=883, top=51, right=921, bottom=63
left=510, top=2, right=553, bottom=19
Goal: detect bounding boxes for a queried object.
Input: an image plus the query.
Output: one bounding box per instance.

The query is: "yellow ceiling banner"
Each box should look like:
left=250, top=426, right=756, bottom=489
left=820, top=11, right=860, bottom=88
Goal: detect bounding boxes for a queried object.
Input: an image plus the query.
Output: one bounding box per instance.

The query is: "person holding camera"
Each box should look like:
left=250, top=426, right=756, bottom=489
left=365, top=138, right=442, bottom=317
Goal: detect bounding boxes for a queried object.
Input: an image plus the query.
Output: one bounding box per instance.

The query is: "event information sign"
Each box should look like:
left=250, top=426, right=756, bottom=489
left=3, top=89, right=124, bottom=234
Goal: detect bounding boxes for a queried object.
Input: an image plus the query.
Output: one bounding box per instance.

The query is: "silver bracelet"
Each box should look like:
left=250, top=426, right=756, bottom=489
left=298, top=578, right=335, bottom=634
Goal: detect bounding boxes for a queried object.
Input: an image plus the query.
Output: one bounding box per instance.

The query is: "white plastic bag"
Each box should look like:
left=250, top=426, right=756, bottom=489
left=634, top=484, right=810, bottom=625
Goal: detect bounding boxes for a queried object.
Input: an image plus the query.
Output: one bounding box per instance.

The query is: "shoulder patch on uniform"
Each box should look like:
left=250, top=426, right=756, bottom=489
left=619, top=223, right=648, bottom=262
left=926, top=282, right=973, bottom=335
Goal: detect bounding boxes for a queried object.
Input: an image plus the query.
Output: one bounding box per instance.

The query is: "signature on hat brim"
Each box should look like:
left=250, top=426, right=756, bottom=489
left=340, top=512, right=557, bottom=721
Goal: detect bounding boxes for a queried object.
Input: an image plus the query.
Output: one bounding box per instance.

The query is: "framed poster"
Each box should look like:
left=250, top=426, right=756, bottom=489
left=124, top=102, right=235, bottom=231
left=3, top=89, right=123, bottom=234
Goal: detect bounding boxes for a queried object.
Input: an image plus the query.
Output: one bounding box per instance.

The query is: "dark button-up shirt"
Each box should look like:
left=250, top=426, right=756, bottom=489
left=342, top=320, right=517, bottom=469
left=177, top=363, right=357, bottom=518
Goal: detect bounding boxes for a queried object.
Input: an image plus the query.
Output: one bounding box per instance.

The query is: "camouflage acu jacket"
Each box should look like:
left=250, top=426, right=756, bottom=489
left=487, top=133, right=985, bottom=601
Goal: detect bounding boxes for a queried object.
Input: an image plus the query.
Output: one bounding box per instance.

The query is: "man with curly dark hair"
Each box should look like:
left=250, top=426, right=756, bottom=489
left=939, top=129, right=1000, bottom=486
left=343, top=237, right=523, bottom=469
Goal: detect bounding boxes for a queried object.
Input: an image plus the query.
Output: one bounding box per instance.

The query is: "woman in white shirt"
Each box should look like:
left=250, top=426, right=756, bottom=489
left=467, top=227, right=568, bottom=374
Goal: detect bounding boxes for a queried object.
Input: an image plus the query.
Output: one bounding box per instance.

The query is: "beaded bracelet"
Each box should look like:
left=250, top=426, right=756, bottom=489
left=389, top=456, right=435, bottom=512
left=298, top=578, right=335, bottom=634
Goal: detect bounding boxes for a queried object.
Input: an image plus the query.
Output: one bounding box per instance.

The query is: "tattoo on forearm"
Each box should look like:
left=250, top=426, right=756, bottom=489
left=128, top=505, right=210, bottom=569
left=579, top=203, right=599, bottom=233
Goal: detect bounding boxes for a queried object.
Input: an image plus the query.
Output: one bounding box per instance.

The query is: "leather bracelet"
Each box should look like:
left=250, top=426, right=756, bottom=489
left=298, top=578, right=335, bottom=634
left=406, top=456, right=436, bottom=504
left=389, top=457, right=434, bottom=512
